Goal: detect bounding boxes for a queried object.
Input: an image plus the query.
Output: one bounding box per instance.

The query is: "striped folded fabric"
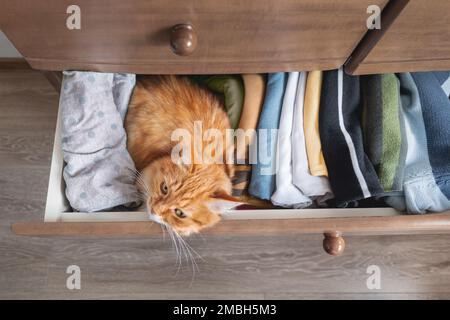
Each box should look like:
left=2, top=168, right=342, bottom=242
left=232, top=74, right=266, bottom=197
left=319, top=68, right=383, bottom=207
left=232, top=164, right=253, bottom=197
left=360, top=73, right=407, bottom=196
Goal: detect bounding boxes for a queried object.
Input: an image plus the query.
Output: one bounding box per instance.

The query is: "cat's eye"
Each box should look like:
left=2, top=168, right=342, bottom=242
left=174, top=208, right=185, bottom=218
left=160, top=181, right=168, bottom=195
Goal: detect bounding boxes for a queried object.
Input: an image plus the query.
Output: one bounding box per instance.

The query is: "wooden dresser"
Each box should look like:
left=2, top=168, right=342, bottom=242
left=2, top=0, right=450, bottom=255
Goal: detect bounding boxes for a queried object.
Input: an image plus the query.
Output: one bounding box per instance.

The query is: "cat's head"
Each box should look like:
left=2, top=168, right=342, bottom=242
left=138, top=156, right=240, bottom=235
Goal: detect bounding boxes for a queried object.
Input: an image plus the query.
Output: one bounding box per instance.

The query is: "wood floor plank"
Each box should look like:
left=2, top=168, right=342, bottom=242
left=0, top=235, right=50, bottom=292
left=0, top=198, right=45, bottom=227
left=40, top=234, right=450, bottom=295
left=0, top=133, right=53, bottom=167
left=0, top=292, right=265, bottom=300
left=0, top=167, right=51, bottom=205
left=265, top=292, right=450, bottom=300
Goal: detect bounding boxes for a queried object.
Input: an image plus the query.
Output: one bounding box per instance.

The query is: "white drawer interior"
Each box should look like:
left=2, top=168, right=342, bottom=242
left=44, top=105, right=401, bottom=223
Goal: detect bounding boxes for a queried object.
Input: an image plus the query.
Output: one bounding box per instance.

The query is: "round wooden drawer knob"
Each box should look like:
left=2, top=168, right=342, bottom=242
left=170, top=24, right=198, bottom=56
left=323, top=232, right=345, bottom=256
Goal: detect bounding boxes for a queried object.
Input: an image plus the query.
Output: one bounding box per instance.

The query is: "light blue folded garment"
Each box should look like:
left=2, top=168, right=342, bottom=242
left=61, top=71, right=140, bottom=212
left=386, top=72, right=450, bottom=213
left=248, top=73, right=287, bottom=200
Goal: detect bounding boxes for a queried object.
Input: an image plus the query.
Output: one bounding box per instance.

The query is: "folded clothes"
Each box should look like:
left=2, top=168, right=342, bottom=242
left=249, top=73, right=287, bottom=200
left=237, top=74, right=266, bottom=148
left=387, top=72, right=450, bottom=213
left=319, top=68, right=383, bottom=207
left=292, top=72, right=333, bottom=206
left=361, top=74, right=407, bottom=194
left=113, top=73, right=137, bottom=121
left=303, top=71, right=329, bottom=177
left=435, top=71, right=450, bottom=97
left=232, top=74, right=266, bottom=197
left=190, top=75, right=244, bottom=129
left=414, top=71, right=450, bottom=201
left=271, top=72, right=312, bottom=208
left=61, top=71, right=140, bottom=212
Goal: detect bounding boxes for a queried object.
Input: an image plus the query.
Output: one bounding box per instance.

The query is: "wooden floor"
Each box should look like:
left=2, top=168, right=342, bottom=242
left=1, top=69, right=450, bottom=300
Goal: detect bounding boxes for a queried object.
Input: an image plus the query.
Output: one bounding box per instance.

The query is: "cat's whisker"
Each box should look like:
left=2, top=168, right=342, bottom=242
left=186, top=243, right=199, bottom=276
left=169, top=226, right=196, bottom=280
left=169, top=234, right=181, bottom=276
left=136, top=192, right=148, bottom=203
left=125, top=167, right=145, bottom=187
left=170, top=228, right=181, bottom=268
left=134, top=173, right=150, bottom=196
left=129, top=168, right=150, bottom=194
left=173, top=231, right=197, bottom=283
left=174, top=231, right=193, bottom=267
left=173, top=230, right=201, bottom=280
left=124, top=167, right=137, bottom=178
left=139, top=177, right=151, bottom=195
left=179, top=237, right=190, bottom=266
left=131, top=188, right=147, bottom=201
left=168, top=227, right=182, bottom=275
left=187, top=247, right=200, bottom=278
left=160, top=222, right=167, bottom=242
left=177, top=234, right=199, bottom=286
left=166, top=227, right=176, bottom=257
left=185, top=246, right=197, bottom=286
left=174, top=231, right=205, bottom=263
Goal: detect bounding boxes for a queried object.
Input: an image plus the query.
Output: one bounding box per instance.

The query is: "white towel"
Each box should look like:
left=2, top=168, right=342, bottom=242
left=291, top=72, right=333, bottom=206
left=271, top=72, right=312, bottom=208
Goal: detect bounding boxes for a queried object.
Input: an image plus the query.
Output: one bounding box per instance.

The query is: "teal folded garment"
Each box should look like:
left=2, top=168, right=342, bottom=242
left=248, top=73, right=287, bottom=200
left=385, top=72, right=450, bottom=214
left=189, top=75, right=244, bottom=129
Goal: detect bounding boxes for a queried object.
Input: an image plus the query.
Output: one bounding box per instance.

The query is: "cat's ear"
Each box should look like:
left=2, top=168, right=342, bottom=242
left=206, top=189, right=243, bottom=214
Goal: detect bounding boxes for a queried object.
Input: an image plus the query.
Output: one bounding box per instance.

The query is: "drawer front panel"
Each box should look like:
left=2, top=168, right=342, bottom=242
left=1, top=0, right=386, bottom=73
left=351, top=0, right=450, bottom=75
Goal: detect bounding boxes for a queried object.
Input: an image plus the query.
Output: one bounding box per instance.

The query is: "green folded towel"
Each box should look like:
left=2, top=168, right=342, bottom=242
left=189, top=75, right=244, bottom=129
left=361, top=73, right=406, bottom=193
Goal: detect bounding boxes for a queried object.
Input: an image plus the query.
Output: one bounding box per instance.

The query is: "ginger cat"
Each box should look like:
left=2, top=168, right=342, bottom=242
left=125, top=76, right=241, bottom=235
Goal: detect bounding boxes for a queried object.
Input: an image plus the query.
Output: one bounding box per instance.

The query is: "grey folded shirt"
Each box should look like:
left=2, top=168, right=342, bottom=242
left=60, top=71, right=140, bottom=212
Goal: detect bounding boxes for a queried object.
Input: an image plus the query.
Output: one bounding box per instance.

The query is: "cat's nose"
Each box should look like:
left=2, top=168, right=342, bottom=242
left=151, top=205, right=160, bottom=215
left=148, top=212, right=164, bottom=224
left=151, top=206, right=165, bottom=219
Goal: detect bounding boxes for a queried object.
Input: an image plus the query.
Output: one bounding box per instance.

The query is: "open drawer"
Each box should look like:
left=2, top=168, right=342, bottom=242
left=11, top=97, right=450, bottom=256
